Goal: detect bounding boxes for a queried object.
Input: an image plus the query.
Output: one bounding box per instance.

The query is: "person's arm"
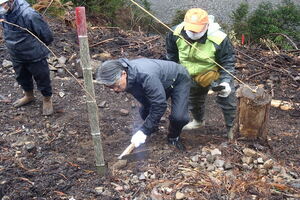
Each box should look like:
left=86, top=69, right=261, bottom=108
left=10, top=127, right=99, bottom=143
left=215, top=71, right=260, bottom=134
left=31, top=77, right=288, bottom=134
left=26, top=11, right=53, bottom=46
left=139, top=75, right=167, bottom=135
left=166, top=31, right=179, bottom=63
left=215, top=37, right=236, bottom=83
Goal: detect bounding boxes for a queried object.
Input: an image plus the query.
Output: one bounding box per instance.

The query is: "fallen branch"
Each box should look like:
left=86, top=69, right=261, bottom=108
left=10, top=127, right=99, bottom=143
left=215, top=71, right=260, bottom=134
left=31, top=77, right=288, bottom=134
left=144, top=35, right=161, bottom=44
left=42, top=0, right=55, bottom=16
left=246, top=70, right=268, bottom=80
left=237, top=50, right=283, bottom=73
left=271, top=99, right=300, bottom=110
left=271, top=189, right=300, bottom=198
left=17, top=159, right=39, bottom=172
left=17, top=177, right=35, bottom=185
left=266, top=33, right=299, bottom=50
left=90, top=38, right=114, bottom=48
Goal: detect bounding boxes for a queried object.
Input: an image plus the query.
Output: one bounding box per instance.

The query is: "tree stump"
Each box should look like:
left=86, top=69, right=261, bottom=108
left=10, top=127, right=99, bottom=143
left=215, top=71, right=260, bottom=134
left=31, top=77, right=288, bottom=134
left=235, top=85, right=271, bottom=140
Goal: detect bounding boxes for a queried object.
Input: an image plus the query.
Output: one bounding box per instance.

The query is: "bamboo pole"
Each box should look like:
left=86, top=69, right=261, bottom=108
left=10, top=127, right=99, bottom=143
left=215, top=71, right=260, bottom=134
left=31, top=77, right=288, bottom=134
left=75, top=7, right=106, bottom=175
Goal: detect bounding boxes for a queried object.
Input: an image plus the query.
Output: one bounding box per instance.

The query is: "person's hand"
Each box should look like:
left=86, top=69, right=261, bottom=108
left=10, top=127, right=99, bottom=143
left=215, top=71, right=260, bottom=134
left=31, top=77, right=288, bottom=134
left=218, top=82, right=231, bottom=97
left=131, top=130, right=147, bottom=147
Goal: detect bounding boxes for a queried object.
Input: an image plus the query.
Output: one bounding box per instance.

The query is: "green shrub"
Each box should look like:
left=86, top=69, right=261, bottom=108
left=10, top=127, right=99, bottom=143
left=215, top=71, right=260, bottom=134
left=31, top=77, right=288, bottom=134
left=27, top=0, right=37, bottom=5
left=170, top=9, right=187, bottom=27
left=231, top=3, right=249, bottom=39
left=114, top=0, right=166, bottom=33
left=70, top=0, right=125, bottom=19
left=231, top=0, right=300, bottom=49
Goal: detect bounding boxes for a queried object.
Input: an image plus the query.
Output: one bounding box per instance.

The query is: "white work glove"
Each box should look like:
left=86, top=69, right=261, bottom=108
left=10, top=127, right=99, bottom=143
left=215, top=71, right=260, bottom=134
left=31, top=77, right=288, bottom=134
left=218, top=82, right=231, bottom=98
left=131, top=130, right=147, bottom=148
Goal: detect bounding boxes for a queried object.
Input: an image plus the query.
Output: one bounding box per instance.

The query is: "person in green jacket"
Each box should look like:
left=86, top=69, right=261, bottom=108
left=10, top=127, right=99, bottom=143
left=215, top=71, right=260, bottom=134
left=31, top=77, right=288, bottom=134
left=166, top=8, right=236, bottom=137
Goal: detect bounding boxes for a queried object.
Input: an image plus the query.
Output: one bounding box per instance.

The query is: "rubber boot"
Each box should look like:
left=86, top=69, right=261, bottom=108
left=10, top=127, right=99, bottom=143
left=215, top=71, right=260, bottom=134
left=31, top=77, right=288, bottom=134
left=227, top=126, right=234, bottom=140
left=13, top=91, right=34, bottom=108
left=182, top=119, right=205, bottom=130
left=43, top=96, right=53, bottom=116
left=167, top=137, right=186, bottom=151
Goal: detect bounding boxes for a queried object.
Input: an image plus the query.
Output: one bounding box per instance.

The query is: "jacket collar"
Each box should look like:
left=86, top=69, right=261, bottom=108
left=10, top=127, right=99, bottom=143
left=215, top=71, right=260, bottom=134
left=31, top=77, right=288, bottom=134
left=118, top=58, right=135, bottom=92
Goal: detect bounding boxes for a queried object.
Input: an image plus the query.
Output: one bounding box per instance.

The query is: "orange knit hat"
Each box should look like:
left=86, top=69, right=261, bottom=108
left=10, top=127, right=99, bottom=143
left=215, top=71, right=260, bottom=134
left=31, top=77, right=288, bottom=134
left=184, top=8, right=209, bottom=32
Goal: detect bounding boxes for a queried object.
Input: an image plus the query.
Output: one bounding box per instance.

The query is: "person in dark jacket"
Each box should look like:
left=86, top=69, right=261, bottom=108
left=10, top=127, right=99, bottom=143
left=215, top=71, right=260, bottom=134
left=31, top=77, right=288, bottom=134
left=96, top=58, right=191, bottom=150
left=0, top=0, right=54, bottom=115
left=166, top=8, right=236, bottom=137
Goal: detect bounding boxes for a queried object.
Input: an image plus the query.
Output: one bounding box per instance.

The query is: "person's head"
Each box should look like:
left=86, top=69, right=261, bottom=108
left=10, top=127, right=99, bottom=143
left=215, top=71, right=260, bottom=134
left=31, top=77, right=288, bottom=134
left=184, top=8, right=209, bottom=40
left=96, top=60, right=127, bottom=93
left=0, top=0, right=12, bottom=15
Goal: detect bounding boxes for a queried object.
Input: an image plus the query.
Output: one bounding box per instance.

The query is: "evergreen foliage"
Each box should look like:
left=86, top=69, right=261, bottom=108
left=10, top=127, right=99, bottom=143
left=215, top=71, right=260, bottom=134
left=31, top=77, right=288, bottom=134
left=231, top=0, right=300, bottom=49
left=170, top=9, right=187, bottom=27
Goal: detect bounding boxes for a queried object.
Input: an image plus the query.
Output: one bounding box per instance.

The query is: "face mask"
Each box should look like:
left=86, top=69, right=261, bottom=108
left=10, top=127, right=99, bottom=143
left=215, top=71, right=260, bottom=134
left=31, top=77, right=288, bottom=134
left=0, top=6, right=8, bottom=15
left=185, top=24, right=208, bottom=40
left=186, top=30, right=206, bottom=40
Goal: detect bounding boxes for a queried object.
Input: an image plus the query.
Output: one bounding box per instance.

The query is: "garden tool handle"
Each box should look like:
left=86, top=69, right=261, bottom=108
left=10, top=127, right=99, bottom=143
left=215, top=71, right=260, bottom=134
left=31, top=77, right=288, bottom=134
left=118, top=143, right=136, bottom=159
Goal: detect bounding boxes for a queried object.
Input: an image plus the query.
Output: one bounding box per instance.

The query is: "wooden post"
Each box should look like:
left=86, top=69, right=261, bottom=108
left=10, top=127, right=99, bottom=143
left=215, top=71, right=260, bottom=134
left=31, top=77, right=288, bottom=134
left=235, top=85, right=272, bottom=140
left=75, top=7, right=106, bottom=175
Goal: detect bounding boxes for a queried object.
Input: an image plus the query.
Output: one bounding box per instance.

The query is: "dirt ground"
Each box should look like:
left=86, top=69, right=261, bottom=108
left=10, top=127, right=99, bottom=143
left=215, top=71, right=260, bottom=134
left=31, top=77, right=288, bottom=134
left=0, top=18, right=299, bottom=200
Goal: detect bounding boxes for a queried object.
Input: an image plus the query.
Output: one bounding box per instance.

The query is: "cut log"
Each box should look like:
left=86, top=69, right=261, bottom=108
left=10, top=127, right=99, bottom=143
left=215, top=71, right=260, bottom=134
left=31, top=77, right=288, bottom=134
left=235, top=85, right=272, bottom=140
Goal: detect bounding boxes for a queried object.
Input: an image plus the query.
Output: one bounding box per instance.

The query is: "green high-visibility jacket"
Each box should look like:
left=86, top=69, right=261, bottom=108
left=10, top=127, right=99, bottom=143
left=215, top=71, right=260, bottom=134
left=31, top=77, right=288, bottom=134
left=166, top=16, right=236, bottom=83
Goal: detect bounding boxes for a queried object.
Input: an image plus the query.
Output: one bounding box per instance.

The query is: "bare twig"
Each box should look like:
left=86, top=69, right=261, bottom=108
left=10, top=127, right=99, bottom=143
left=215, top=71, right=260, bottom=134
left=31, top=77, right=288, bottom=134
left=90, top=38, right=114, bottom=48
left=246, top=70, right=268, bottom=80
left=237, top=49, right=287, bottom=74
left=16, top=177, right=35, bottom=185
left=42, top=0, right=55, bottom=16
left=266, top=33, right=299, bottom=50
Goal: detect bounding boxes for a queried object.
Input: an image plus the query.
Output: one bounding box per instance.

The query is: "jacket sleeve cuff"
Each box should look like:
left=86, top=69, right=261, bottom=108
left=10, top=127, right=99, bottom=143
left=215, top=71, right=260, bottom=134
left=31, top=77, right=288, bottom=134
left=219, top=77, right=231, bottom=83
left=140, top=126, right=152, bottom=136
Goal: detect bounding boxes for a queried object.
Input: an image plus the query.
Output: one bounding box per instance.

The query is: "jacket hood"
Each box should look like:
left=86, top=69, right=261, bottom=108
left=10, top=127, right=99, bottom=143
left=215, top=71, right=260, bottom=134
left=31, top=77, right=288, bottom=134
left=207, top=15, right=222, bottom=36
left=118, top=58, right=136, bottom=91
left=7, top=0, right=30, bottom=19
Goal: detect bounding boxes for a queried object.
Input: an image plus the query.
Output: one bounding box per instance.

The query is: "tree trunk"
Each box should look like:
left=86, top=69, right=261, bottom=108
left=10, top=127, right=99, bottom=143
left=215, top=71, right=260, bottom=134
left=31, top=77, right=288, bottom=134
left=235, top=85, right=271, bottom=140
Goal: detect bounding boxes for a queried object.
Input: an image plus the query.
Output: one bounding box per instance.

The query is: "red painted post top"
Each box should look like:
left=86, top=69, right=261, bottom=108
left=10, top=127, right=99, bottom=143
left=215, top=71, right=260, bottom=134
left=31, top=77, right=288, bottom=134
left=75, top=7, right=87, bottom=36
left=241, top=34, right=245, bottom=45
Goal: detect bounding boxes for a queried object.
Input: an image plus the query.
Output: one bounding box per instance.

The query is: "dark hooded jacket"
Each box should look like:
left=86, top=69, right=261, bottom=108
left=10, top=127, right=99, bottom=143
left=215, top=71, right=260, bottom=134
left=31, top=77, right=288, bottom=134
left=1, top=0, right=53, bottom=62
left=119, top=58, right=190, bottom=135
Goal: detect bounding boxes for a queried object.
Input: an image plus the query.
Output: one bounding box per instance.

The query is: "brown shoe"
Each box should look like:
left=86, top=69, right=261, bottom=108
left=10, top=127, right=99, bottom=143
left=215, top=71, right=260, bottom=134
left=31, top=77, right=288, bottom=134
left=13, top=91, right=35, bottom=108
left=42, top=96, right=53, bottom=116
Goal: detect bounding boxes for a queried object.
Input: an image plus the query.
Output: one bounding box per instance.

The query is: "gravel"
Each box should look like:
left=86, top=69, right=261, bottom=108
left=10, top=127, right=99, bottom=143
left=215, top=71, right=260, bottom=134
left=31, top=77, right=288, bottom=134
left=144, top=0, right=298, bottom=25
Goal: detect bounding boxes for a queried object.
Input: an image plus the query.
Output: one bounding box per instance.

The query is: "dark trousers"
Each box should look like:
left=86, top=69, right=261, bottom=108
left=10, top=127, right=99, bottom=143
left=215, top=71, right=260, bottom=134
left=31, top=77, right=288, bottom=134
left=189, top=80, right=236, bottom=128
left=139, top=74, right=191, bottom=138
left=12, top=59, right=52, bottom=97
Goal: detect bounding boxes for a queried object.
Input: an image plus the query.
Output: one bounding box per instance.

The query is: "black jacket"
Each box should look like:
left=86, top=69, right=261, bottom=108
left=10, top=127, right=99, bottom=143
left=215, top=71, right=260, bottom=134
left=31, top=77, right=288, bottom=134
left=1, top=0, right=53, bottom=62
left=120, top=58, right=190, bottom=135
left=166, top=25, right=236, bottom=83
